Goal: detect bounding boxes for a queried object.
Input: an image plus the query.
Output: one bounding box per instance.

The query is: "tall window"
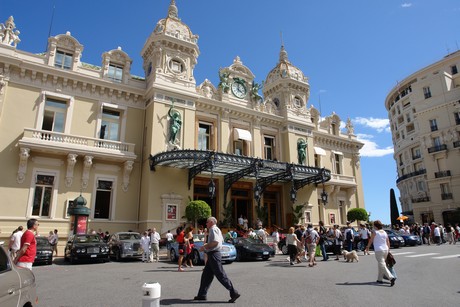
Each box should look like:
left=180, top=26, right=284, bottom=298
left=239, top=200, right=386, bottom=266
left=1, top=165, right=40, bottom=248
left=94, top=180, right=113, bottom=219
left=100, top=108, right=120, bottom=141
left=198, top=123, right=212, bottom=150
left=454, top=111, right=460, bottom=125
left=263, top=136, right=275, bottom=160
left=440, top=183, right=450, bottom=194
left=32, top=175, right=54, bottom=217
left=451, top=65, right=458, bottom=75
left=331, top=123, right=337, bottom=135
left=54, top=50, right=73, bottom=69
left=432, top=136, right=442, bottom=147
left=423, top=86, right=432, bottom=99
left=334, top=154, right=341, bottom=174
left=429, top=119, right=438, bottom=131
left=107, top=64, right=123, bottom=82
left=412, top=147, right=421, bottom=159
left=234, top=140, right=246, bottom=156
left=42, top=98, right=67, bottom=132
left=314, top=154, right=319, bottom=168
left=417, top=180, right=425, bottom=192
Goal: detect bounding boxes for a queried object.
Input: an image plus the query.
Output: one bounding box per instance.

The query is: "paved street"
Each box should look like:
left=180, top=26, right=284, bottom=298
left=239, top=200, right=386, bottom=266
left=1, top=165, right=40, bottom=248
left=32, top=244, right=459, bottom=307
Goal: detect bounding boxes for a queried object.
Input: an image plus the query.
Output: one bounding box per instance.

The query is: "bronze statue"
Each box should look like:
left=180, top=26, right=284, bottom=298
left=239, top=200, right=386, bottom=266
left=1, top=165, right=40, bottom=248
left=250, top=81, right=263, bottom=103
left=168, top=102, right=182, bottom=144
left=297, top=139, right=307, bottom=165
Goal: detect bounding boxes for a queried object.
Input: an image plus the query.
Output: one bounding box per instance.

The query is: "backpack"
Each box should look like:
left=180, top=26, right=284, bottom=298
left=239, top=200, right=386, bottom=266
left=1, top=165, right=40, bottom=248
left=305, top=232, right=313, bottom=244
left=346, top=230, right=353, bottom=241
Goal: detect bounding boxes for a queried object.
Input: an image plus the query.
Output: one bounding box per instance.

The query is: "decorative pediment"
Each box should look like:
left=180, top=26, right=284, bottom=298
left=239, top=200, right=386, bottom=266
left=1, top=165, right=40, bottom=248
left=197, top=79, right=218, bottom=99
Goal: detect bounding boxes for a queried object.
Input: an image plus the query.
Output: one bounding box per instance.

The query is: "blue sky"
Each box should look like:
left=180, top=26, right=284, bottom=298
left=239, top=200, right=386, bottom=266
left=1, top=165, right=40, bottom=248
left=3, top=1, right=460, bottom=224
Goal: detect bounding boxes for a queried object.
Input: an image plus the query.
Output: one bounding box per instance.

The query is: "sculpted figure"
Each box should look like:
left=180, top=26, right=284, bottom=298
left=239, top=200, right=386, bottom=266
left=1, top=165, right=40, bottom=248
left=297, top=139, right=307, bottom=165
left=250, top=81, right=263, bottom=103
left=0, top=16, right=21, bottom=47
left=218, top=71, right=230, bottom=94
left=168, top=102, right=182, bottom=144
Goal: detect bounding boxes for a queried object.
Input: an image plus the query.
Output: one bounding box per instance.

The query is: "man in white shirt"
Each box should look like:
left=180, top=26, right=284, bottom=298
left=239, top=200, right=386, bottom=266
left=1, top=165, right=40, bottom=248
left=165, top=230, right=174, bottom=250
left=150, top=228, right=161, bottom=262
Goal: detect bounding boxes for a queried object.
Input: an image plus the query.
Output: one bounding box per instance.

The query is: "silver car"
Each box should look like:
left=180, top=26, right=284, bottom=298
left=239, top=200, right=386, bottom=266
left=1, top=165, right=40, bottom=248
left=0, top=246, right=38, bottom=306
left=108, top=232, right=144, bottom=261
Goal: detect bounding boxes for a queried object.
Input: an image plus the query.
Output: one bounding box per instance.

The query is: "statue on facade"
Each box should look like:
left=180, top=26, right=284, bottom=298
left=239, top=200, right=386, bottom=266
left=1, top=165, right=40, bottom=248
left=297, top=138, right=307, bottom=165
left=168, top=101, right=182, bottom=144
left=0, top=16, right=21, bottom=47
left=250, top=81, right=263, bottom=103
left=345, top=118, right=354, bottom=135
left=218, top=71, right=230, bottom=94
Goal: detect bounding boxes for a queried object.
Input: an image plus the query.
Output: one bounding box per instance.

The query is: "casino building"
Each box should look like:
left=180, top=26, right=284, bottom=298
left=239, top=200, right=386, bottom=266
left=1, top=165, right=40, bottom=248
left=0, top=1, right=364, bottom=241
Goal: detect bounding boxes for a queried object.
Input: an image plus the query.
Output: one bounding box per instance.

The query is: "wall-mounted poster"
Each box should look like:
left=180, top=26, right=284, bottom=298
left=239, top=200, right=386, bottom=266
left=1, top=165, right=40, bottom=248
left=166, top=204, right=177, bottom=220
left=329, top=213, right=336, bottom=225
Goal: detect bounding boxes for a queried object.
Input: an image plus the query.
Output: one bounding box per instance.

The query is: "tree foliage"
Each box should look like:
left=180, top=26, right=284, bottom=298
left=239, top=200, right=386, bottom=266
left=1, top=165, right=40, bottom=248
left=185, top=200, right=211, bottom=229
left=221, top=201, right=234, bottom=227
left=347, top=208, right=369, bottom=223
left=292, top=203, right=305, bottom=225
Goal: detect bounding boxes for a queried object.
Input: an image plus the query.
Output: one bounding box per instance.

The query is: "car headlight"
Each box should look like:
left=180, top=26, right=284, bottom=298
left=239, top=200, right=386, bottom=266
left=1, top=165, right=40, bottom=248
left=221, top=246, right=230, bottom=252
left=390, top=237, right=397, bottom=241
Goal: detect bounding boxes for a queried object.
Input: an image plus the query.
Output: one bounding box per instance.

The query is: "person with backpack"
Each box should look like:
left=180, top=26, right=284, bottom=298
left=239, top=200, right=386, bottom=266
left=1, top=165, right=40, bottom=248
left=318, top=221, right=329, bottom=261
left=303, top=224, right=320, bottom=267
left=344, top=222, right=355, bottom=252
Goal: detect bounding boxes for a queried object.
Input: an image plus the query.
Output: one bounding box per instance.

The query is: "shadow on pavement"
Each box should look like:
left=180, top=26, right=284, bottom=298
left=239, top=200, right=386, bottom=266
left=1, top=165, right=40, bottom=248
left=336, top=281, right=390, bottom=286
left=160, top=298, right=226, bottom=305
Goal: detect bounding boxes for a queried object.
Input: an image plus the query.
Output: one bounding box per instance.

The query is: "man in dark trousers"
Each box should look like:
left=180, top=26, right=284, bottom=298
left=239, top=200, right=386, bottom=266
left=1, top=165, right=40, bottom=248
left=194, top=217, right=240, bottom=303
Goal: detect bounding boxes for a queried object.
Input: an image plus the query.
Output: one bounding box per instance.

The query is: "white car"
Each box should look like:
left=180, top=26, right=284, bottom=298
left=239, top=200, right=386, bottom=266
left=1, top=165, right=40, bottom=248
left=0, top=246, right=38, bottom=306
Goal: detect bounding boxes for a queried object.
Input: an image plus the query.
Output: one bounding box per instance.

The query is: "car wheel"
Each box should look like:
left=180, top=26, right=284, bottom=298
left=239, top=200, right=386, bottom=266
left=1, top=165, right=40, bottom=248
left=192, top=249, right=200, bottom=266
left=281, top=244, right=288, bottom=255
left=170, top=249, right=177, bottom=262
left=236, top=250, right=242, bottom=262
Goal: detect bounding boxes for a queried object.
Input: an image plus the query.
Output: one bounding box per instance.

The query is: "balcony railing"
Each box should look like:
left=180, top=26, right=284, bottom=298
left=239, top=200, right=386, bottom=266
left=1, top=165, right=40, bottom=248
left=454, top=140, right=460, bottom=148
left=427, top=144, right=447, bottom=154
left=441, top=193, right=453, bottom=200
left=412, top=196, right=430, bottom=203
left=19, top=128, right=137, bottom=160
left=435, top=170, right=451, bottom=178
left=396, top=169, right=426, bottom=184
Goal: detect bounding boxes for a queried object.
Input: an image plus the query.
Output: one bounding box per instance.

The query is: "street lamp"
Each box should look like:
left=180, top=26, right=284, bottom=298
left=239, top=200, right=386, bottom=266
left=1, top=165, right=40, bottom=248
left=208, top=179, right=215, bottom=199
left=320, top=168, right=328, bottom=206
left=290, top=185, right=297, bottom=202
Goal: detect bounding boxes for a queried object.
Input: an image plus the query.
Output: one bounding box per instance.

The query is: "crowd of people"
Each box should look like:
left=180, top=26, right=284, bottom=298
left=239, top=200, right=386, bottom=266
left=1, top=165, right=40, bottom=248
left=395, top=221, right=460, bottom=245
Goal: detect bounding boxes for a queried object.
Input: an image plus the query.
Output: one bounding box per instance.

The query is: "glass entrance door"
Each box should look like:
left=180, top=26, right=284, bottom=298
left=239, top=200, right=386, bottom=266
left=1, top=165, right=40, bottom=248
left=231, top=188, right=251, bottom=228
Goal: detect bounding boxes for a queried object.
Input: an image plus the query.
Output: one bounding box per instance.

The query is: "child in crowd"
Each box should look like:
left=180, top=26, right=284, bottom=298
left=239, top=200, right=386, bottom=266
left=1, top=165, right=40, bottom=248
left=140, top=231, right=151, bottom=262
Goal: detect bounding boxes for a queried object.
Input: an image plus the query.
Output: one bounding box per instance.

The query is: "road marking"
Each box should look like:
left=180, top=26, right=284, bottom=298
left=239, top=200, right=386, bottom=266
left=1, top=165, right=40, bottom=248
left=390, top=252, right=415, bottom=256
left=406, top=253, right=440, bottom=258
left=431, top=254, right=460, bottom=259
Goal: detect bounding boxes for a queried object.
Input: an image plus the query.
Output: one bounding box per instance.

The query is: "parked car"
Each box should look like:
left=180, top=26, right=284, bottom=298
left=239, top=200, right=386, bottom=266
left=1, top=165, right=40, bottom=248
left=384, top=229, right=405, bottom=248
left=230, top=237, right=275, bottom=261
left=399, top=232, right=422, bottom=246
left=64, top=234, right=110, bottom=264
left=0, top=246, right=38, bottom=306
left=108, top=232, right=144, bottom=261
left=34, top=236, right=53, bottom=265
left=169, top=234, right=236, bottom=265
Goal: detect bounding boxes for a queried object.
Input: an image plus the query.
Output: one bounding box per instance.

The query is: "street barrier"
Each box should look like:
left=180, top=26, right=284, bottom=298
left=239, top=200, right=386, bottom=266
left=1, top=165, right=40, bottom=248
left=142, top=282, right=161, bottom=307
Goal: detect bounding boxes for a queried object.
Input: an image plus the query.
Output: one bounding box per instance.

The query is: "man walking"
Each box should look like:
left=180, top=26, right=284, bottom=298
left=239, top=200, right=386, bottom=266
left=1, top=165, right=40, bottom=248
left=14, top=219, right=38, bottom=270
left=9, top=225, right=23, bottom=259
left=150, top=228, right=161, bottom=262
left=194, top=217, right=240, bottom=303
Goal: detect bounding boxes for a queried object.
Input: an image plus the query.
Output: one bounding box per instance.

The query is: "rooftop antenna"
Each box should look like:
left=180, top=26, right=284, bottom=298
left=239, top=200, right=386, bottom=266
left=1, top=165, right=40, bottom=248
left=280, top=31, right=284, bottom=46
left=46, top=1, right=56, bottom=51
left=318, top=92, right=322, bottom=116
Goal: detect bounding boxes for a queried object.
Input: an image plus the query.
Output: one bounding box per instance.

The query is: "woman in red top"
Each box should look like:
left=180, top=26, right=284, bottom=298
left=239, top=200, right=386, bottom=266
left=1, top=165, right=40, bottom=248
left=176, top=226, right=186, bottom=272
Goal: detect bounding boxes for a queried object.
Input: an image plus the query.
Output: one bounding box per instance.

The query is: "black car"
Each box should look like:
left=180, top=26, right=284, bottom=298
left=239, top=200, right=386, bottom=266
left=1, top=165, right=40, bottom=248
left=384, top=230, right=405, bottom=248
left=64, top=234, right=110, bottom=264
left=230, top=237, right=275, bottom=261
left=34, top=236, right=53, bottom=265
left=399, top=232, right=421, bottom=246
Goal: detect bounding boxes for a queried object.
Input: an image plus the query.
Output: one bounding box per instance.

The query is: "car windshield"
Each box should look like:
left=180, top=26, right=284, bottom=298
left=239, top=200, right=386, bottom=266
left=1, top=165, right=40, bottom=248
left=118, top=233, right=141, bottom=240
left=75, top=235, right=101, bottom=243
left=193, top=234, right=205, bottom=242
left=36, top=237, right=50, bottom=246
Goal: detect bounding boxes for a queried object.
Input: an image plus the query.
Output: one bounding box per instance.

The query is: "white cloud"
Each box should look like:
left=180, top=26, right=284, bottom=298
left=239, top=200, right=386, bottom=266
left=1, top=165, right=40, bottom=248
left=353, top=117, right=390, bottom=133
left=401, top=3, right=413, bottom=8
left=356, top=133, right=394, bottom=157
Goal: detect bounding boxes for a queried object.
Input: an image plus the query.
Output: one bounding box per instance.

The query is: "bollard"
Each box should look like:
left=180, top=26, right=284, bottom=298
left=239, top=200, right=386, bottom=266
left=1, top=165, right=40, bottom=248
left=142, top=282, right=161, bottom=307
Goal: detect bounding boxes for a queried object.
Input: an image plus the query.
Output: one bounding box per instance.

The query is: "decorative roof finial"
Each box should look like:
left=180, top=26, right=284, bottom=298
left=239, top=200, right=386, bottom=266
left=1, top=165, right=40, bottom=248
left=168, top=0, right=178, bottom=19
left=279, top=44, right=289, bottom=63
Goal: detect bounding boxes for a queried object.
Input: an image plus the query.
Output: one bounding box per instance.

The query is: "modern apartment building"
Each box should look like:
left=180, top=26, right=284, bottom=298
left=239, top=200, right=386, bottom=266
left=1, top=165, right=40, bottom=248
left=386, top=50, right=460, bottom=225
left=0, top=1, right=365, bottom=242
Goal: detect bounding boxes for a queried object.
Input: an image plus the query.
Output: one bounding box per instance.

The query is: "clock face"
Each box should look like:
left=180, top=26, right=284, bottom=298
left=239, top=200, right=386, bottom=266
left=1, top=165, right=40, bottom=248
left=231, top=81, right=247, bottom=98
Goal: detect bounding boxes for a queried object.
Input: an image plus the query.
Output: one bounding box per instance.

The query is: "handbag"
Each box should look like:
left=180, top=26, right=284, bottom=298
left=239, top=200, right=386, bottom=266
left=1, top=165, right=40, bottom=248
left=386, top=251, right=396, bottom=267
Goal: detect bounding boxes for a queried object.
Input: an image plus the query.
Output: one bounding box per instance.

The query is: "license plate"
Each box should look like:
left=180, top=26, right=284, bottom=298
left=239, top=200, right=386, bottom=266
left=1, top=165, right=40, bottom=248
left=91, top=254, right=97, bottom=258
left=222, top=253, right=229, bottom=257
left=263, top=252, right=269, bottom=255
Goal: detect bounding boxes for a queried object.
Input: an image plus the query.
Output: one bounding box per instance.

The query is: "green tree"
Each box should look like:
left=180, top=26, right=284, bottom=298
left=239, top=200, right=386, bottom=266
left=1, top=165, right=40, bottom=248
left=390, top=188, right=400, bottom=227
left=347, top=208, right=369, bottom=223
left=221, top=201, right=234, bottom=227
left=292, top=203, right=305, bottom=225
left=185, top=200, right=211, bottom=231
